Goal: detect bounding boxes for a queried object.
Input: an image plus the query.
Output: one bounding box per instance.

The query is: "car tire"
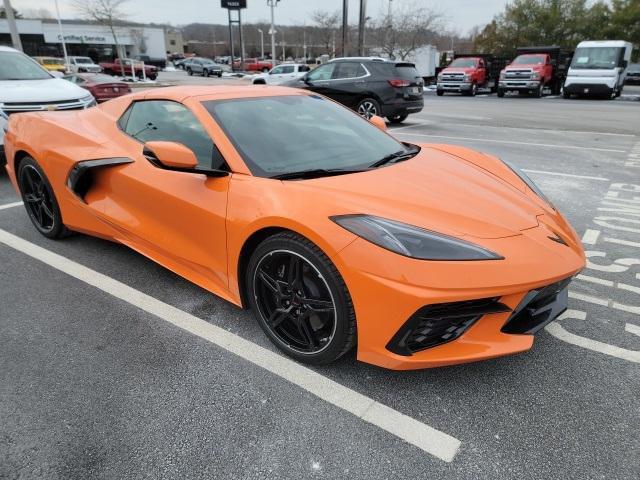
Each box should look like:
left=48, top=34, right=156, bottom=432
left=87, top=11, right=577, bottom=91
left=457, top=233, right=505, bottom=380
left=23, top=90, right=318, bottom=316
left=217, top=72, right=223, bottom=78
left=246, top=232, right=356, bottom=365
left=563, top=90, right=571, bottom=99
left=187, top=68, right=193, bottom=76
left=203, top=69, right=209, bottom=77
left=17, top=156, right=71, bottom=240
left=436, top=89, right=444, bottom=96
left=387, top=113, right=408, bottom=124
left=469, top=83, right=478, bottom=96
left=497, top=88, right=505, bottom=98
left=534, top=83, right=544, bottom=98
left=356, top=97, right=381, bottom=119
left=253, top=79, right=266, bottom=85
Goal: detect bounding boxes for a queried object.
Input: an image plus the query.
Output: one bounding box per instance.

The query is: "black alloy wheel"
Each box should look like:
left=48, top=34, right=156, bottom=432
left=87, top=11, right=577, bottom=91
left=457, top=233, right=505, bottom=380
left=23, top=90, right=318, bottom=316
left=18, top=157, right=70, bottom=239
left=247, top=233, right=356, bottom=364
left=356, top=98, right=380, bottom=119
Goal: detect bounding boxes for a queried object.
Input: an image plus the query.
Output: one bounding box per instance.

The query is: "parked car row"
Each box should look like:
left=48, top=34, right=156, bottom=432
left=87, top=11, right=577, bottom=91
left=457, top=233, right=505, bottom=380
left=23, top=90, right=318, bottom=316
left=436, top=40, right=633, bottom=100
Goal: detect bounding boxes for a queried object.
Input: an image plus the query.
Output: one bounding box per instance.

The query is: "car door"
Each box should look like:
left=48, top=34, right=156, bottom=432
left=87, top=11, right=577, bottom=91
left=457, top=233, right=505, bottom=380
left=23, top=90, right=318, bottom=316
left=267, top=65, right=284, bottom=84
left=276, top=65, right=295, bottom=83
left=99, top=99, right=231, bottom=295
left=326, top=62, right=368, bottom=108
left=300, top=63, right=337, bottom=98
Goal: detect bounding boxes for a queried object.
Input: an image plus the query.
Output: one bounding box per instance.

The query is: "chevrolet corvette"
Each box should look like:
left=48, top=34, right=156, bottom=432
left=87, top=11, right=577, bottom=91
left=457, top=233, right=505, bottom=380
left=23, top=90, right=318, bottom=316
left=3, top=86, right=585, bottom=370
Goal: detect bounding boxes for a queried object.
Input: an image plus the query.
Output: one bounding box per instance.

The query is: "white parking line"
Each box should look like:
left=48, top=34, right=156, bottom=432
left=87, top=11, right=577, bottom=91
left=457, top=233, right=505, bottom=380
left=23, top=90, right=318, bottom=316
left=0, top=228, right=461, bottom=463
left=522, top=170, right=610, bottom=182
left=582, top=229, right=602, bottom=245
left=393, top=132, right=627, bottom=153
left=626, top=323, right=640, bottom=338
left=0, top=201, right=23, bottom=210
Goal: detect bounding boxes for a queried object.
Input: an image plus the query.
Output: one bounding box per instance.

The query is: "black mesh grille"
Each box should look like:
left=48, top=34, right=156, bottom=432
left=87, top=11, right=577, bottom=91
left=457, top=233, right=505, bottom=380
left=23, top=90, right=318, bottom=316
left=501, top=277, right=573, bottom=335
left=386, top=298, right=511, bottom=356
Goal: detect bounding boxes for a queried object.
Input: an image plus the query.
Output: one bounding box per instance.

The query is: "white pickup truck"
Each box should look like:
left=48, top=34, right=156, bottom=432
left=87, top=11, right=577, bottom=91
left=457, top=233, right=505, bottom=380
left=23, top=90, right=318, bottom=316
left=0, top=46, right=95, bottom=164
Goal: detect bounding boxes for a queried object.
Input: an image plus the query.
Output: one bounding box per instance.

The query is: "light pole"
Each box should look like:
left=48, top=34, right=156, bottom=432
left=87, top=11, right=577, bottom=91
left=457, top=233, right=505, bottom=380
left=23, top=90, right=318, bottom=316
left=358, top=0, right=368, bottom=56
left=2, top=0, right=22, bottom=51
left=341, top=0, right=348, bottom=57
left=267, top=0, right=280, bottom=64
left=257, top=28, right=264, bottom=59
left=54, top=0, right=69, bottom=70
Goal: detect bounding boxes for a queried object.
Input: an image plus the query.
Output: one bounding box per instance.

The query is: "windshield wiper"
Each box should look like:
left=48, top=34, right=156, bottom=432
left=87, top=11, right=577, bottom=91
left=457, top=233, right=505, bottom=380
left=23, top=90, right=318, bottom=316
left=271, top=168, right=367, bottom=180
left=369, top=148, right=419, bottom=168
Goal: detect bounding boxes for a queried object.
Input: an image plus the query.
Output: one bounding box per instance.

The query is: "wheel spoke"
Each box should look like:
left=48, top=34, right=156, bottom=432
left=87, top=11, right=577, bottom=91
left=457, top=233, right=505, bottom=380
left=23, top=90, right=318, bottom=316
left=40, top=200, right=54, bottom=221
left=287, top=255, right=303, bottom=288
left=35, top=203, right=44, bottom=225
left=268, top=308, right=290, bottom=328
left=24, top=169, right=36, bottom=192
left=257, top=269, right=280, bottom=294
left=303, top=298, right=334, bottom=312
left=297, top=313, right=318, bottom=349
left=23, top=193, right=39, bottom=204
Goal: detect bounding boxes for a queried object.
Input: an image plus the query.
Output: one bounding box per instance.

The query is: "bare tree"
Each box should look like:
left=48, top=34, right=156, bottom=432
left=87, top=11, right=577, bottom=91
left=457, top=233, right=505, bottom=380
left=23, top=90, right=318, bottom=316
left=73, top=0, right=129, bottom=76
left=373, top=1, right=442, bottom=60
left=310, top=10, right=340, bottom=54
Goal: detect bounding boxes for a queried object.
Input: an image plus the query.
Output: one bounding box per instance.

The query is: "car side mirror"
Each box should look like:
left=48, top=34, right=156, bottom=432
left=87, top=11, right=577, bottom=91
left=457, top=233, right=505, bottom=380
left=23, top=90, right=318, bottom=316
left=369, top=115, right=387, bottom=132
left=622, top=60, right=628, bottom=69
left=144, top=141, right=198, bottom=169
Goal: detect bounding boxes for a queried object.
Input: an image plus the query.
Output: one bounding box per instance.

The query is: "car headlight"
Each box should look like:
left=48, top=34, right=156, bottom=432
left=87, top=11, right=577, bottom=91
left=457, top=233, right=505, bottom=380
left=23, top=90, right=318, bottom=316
left=331, top=215, right=503, bottom=261
left=502, top=160, right=555, bottom=209
left=499, top=72, right=506, bottom=80
left=82, top=94, right=97, bottom=107
left=531, top=71, right=541, bottom=80
left=437, top=74, right=443, bottom=81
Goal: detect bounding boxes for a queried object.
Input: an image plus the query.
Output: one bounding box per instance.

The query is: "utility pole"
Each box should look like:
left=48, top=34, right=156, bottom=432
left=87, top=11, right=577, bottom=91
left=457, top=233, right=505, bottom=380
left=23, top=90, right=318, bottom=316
left=3, top=0, right=22, bottom=52
left=54, top=0, right=69, bottom=69
left=257, top=28, right=264, bottom=59
left=267, top=0, right=280, bottom=64
left=341, top=0, right=348, bottom=57
left=358, top=0, right=367, bottom=56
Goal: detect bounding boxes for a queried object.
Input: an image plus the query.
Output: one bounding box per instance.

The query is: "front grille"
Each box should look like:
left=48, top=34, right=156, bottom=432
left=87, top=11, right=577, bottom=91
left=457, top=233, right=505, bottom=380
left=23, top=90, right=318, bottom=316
left=441, top=73, right=464, bottom=83
left=386, top=298, right=511, bottom=356
left=504, top=69, right=533, bottom=80
left=2, top=98, right=88, bottom=114
left=501, top=277, right=573, bottom=335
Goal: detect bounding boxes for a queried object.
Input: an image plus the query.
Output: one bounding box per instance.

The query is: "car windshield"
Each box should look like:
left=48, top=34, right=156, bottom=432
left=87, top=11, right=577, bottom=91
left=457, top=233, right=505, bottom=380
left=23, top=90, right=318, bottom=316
left=571, top=47, right=623, bottom=69
left=204, top=95, right=409, bottom=178
left=0, top=52, right=51, bottom=80
left=449, top=58, right=477, bottom=68
left=512, top=55, right=545, bottom=65
left=74, top=57, right=93, bottom=64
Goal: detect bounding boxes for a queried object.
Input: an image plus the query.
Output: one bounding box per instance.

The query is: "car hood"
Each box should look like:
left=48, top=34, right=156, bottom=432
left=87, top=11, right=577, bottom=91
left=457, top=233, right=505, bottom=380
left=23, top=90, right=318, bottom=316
left=442, top=67, right=475, bottom=74
left=0, top=78, right=89, bottom=103
left=505, top=64, right=542, bottom=70
left=283, top=146, right=544, bottom=239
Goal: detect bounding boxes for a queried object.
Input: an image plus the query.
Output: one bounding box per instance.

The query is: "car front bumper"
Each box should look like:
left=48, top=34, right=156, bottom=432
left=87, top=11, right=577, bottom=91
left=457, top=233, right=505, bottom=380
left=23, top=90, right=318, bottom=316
left=437, top=82, right=473, bottom=92
left=499, top=80, right=541, bottom=91
left=563, top=82, right=615, bottom=95
left=335, top=214, right=585, bottom=370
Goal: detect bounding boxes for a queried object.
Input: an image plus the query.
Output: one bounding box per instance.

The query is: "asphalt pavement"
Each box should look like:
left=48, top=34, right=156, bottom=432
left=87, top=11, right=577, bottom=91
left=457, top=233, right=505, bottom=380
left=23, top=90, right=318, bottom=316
left=1, top=88, right=639, bottom=479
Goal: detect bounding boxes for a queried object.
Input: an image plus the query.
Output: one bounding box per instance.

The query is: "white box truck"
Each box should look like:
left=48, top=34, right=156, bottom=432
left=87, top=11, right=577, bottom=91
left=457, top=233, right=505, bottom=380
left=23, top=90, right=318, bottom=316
left=563, top=40, right=633, bottom=99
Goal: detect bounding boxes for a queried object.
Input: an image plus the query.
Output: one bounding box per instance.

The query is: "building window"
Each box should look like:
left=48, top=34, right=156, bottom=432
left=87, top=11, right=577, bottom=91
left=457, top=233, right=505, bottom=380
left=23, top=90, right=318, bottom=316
left=170, top=39, right=176, bottom=46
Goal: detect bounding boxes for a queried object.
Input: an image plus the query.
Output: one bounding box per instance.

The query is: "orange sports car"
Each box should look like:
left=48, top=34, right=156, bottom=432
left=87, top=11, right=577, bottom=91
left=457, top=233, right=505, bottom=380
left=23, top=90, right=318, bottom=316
left=3, top=86, right=585, bottom=370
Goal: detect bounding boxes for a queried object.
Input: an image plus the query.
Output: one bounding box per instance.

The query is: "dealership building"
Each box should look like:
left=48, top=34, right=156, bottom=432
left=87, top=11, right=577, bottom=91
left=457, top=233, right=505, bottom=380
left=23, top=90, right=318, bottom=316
left=0, top=19, right=167, bottom=62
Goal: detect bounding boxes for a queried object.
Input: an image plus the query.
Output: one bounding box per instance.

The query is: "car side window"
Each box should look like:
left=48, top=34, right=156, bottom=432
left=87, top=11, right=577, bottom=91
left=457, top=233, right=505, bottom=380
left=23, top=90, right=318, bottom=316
left=271, top=66, right=283, bottom=74
left=120, top=100, right=221, bottom=169
left=280, top=66, right=295, bottom=74
left=333, top=62, right=365, bottom=79
left=299, top=65, right=311, bottom=72
left=306, top=63, right=336, bottom=81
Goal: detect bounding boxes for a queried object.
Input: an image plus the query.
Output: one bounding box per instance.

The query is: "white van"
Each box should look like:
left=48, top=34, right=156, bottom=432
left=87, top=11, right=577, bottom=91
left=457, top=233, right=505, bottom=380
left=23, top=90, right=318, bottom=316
left=68, top=56, right=102, bottom=74
left=563, top=40, right=633, bottom=99
left=0, top=46, right=95, bottom=164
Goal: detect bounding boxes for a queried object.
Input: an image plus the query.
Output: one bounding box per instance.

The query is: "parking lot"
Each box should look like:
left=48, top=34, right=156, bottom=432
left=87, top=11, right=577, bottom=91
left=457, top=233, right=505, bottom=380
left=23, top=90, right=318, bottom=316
left=1, top=89, right=639, bottom=479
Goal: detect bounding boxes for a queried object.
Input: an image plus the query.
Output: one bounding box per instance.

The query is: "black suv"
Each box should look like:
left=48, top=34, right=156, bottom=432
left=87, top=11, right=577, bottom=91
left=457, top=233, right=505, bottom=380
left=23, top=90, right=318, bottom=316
left=285, top=58, right=424, bottom=123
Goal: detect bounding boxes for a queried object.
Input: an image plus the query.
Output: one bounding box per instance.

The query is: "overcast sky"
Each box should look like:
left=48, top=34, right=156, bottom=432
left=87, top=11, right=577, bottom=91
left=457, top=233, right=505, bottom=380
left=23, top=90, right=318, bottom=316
left=13, top=0, right=509, bottom=35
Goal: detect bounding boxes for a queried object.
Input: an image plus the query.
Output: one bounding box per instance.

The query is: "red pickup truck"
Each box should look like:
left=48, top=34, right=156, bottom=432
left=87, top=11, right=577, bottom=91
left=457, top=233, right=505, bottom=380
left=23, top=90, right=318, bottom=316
left=497, top=47, right=572, bottom=98
left=437, top=55, right=506, bottom=96
left=233, top=58, right=273, bottom=72
left=100, top=58, right=158, bottom=80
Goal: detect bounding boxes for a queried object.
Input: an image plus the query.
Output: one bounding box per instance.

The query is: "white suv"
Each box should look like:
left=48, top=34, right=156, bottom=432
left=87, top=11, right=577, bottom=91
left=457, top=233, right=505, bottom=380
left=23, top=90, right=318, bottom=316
left=68, top=56, right=102, bottom=73
left=0, top=46, right=95, bottom=164
left=252, top=63, right=311, bottom=85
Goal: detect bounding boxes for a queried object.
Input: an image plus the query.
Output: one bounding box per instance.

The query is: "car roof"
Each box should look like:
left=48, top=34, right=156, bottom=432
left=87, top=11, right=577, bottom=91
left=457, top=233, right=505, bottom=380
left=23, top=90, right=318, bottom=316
left=0, top=46, right=19, bottom=53
left=134, top=85, right=311, bottom=102
left=330, top=57, right=389, bottom=63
